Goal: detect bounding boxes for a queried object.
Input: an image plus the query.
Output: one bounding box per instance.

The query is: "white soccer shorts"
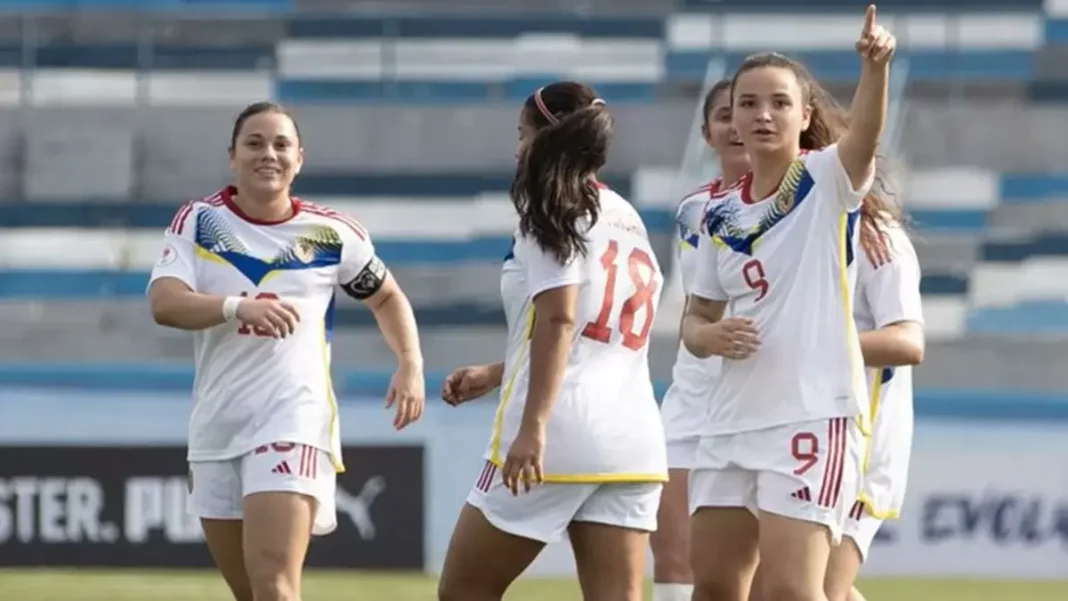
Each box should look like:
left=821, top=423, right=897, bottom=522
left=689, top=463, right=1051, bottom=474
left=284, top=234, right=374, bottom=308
left=688, top=417, right=863, bottom=544
left=665, top=438, right=699, bottom=471
left=188, top=441, right=338, bottom=536
left=842, top=499, right=882, bottom=561
left=660, top=382, right=706, bottom=470
left=466, top=460, right=662, bottom=543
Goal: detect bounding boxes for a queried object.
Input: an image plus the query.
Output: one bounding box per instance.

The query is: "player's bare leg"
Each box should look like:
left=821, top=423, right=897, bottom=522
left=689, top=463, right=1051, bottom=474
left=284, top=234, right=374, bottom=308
left=823, top=537, right=863, bottom=601
left=757, top=512, right=832, bottom=601
left=650, top=469, right=693, bottom=601
left=438, top=503, right=544, bottom=601
left=748, top=551, right=867, bottom=601
left=242, top=492, right=314, bottom=601
left=690, top=507, right=760, bottom=601
left=569, top=521, right=647, bottom=601
left=202, top=519, right=254, bottom=601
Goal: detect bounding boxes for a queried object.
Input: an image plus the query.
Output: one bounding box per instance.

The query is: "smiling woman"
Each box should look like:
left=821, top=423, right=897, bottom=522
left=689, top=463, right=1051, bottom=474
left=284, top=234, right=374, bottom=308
left=143, top=101, right=428, bottom=601
left=227, top=102, right=305, bottom=223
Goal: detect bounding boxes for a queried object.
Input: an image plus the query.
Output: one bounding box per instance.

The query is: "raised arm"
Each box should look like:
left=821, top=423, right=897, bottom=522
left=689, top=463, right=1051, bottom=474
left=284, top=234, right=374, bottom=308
left=837, top=4, right=896, bottom=190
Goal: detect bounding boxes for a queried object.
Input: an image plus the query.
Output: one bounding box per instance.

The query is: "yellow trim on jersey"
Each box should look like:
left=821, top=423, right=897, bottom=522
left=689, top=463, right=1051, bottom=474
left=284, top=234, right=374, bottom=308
left=489, top=305, right=534, bottom=464
left=858, top=494, right=901, bottom=520
left=837, top=212, right=871, bottom=437
left=855, top=368, right=902, bottom=520
left=487, top=305, right=669, bottom=484
left=192, top=247, right=287, bottom=283
left=318, top=318, right=345, bottom=473
left=859, top=367, right=882, bottom=475
left=193, top=246, right=229, bottom=265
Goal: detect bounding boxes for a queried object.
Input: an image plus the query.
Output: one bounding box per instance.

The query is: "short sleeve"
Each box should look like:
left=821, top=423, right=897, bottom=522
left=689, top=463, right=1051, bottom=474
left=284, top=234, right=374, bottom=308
left=689, top=232, right=728, bottom=302
left=147, top=203, right=198, bottom=292
left=336, top=217, right=388, bottom=300
left=805, top=143, right=874, bottom=212
left=518, top=235, right=583, bottom=298
left=860, top=227, right=924, bottom=329
left=675, top=197, right=706, bottom=294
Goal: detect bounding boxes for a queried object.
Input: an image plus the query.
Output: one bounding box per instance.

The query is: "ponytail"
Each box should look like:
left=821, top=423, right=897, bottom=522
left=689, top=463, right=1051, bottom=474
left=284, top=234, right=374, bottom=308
left=510, top=82, right=614, bottom=264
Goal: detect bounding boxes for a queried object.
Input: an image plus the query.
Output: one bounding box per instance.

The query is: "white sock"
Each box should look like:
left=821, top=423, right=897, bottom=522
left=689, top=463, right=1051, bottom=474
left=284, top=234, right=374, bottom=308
left=652, top=582, right=694, bottom=601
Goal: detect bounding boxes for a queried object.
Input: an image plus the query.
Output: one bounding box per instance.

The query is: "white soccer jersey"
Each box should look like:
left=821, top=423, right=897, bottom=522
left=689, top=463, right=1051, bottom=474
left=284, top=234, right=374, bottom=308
left=854, top=224, right=923, bottom=518
left=487, top=186, right=668, bottom=482
left=691, top=144, right=873, bottom=435
left=148, top=186, right=383, bottom=471
left=661, top=180, right=728, bottom=442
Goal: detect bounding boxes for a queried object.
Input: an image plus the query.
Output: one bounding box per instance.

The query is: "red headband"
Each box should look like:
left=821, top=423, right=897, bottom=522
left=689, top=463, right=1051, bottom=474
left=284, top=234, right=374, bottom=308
left=533, top=87, right=607, bottom=125
left=533, top=87, right=557, bottom=125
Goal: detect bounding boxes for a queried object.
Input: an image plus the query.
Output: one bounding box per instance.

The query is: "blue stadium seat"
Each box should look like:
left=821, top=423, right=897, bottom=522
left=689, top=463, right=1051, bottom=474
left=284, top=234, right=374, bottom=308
left=0, top=0, right=290, bottom=9
left=664, top=50, right=1036, bottom=84
left=284, top=16, right=664, bottom=40
left=968, top=301, right=1068, bottom=333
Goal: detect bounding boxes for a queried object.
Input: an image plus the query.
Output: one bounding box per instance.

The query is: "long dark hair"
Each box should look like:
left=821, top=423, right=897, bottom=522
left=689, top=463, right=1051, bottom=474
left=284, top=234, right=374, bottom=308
left=510, top=81, right=613, bottom=264
left=732, top=52, right=905, bottom=235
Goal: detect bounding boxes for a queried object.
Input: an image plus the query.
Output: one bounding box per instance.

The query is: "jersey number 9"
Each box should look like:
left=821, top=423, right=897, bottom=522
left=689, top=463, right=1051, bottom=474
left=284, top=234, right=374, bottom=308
left=742, top=259, right=769, bottom=302
left=581, top=240, right=658, bottom=351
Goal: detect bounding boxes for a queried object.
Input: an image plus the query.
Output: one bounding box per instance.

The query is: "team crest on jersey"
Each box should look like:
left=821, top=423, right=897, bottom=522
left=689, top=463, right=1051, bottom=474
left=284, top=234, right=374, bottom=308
left=704, top=159, right=814, bottom=255
left=193, top=209, right=344, bottom=285
left=280, top=226, right=343, bottom=266
left=292, top=240, right=315, bottom=264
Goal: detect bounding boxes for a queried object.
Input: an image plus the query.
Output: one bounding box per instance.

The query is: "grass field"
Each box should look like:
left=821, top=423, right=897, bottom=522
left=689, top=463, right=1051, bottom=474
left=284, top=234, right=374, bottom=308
left=0, top=570, right=1065, bottom=601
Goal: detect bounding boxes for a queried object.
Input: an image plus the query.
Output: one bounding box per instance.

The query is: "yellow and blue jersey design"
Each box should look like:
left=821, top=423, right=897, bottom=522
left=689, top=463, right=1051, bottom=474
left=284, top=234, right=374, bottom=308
left=676, top=200, right=705, bottom=251
left=193, top=208, right=343, bottom=285
left=704, top=160, right=815, bottom=255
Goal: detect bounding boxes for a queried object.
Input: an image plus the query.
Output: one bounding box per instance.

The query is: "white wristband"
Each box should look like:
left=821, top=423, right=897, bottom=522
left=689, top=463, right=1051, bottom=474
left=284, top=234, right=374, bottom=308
left=222, top=296, right=243, bottom=323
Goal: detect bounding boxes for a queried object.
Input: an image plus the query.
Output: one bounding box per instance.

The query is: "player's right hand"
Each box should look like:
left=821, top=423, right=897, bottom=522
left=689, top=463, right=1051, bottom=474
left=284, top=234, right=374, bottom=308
left=502, top=425, right=545, bottom=495
left=708, top=318, right=760, bottom=360
left=441, top=364, right=500, bottom=406
left=235, top=297, right=301, bottom=338
left=860, top=214, right=891, bottom=268
left=856, top=5, right=896, bottom=67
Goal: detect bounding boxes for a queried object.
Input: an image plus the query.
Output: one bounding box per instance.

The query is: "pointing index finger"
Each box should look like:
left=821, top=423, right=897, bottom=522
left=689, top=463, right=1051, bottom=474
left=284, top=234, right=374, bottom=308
left=862, top=4, right=876, bottom=35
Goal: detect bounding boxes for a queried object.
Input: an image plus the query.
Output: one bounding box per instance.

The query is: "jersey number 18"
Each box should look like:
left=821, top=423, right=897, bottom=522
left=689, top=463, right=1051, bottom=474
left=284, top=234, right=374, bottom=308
left=581, top=239, right=658, bottom=351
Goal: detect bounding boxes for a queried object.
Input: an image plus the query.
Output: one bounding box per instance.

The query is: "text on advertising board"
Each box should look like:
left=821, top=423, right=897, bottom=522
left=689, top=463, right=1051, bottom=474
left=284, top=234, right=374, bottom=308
left=0, top=445, right=424, bottom=568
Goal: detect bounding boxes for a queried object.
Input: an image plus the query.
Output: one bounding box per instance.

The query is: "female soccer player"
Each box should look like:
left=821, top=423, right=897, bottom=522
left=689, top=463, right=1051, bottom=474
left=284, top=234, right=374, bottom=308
left=147, top=101, right=425, bottom=601
left=437, top=81, right=667, bottom=601
left=651, top=79, right=753, bottom=601
left=750, top=196, right=923, bottom=601
left=682, top=5, right=896, bottom=601
left=826, top=196, right=924, bottom=601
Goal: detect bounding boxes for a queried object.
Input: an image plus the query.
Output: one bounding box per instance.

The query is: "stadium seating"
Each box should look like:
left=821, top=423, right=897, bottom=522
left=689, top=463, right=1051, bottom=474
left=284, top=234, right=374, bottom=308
left=3, top=2, right=1068, bottom=393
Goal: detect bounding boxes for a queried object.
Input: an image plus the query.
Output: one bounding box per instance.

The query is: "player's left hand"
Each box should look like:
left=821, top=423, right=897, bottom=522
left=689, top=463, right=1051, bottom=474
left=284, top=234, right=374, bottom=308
left=860, top=213, right=891, bottom=267
left=385, top=359, right=425, bottom=430
left=856, top=5, right=896, bottom=67
left=502, top=425, right=545, bottom=495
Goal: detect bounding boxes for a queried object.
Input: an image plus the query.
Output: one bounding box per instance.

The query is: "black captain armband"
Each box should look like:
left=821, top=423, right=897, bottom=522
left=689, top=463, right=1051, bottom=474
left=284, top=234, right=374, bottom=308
left=341, top=255, right=388, bottom=300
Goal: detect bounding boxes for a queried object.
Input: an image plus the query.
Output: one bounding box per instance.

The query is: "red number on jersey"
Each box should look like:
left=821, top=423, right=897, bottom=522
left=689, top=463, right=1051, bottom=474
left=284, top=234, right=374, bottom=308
left=581, top=240, right=658, bottom=351
left=742, top=259, right=769, bottom=302
left=236, top=291, right=279, bottom=337
left=791, top=432, right=819, bottom=475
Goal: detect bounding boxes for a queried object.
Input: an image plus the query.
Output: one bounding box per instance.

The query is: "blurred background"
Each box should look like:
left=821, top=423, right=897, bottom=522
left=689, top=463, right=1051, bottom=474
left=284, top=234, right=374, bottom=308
left=0, top=0, right=1067, bottom=599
